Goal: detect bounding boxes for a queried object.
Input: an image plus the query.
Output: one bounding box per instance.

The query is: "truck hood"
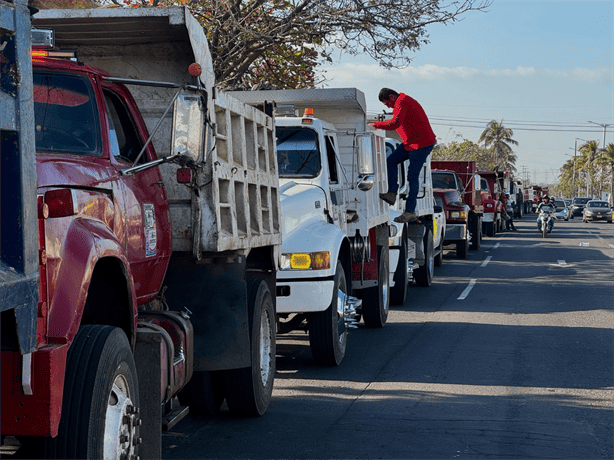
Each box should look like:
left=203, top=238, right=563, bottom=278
left=280, top=182, right=327, bottom=242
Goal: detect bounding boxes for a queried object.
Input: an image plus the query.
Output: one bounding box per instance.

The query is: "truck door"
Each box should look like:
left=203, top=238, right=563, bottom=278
left=102, top=86, right=171, bottom=304
left=325, top=134, right=348, bottom=226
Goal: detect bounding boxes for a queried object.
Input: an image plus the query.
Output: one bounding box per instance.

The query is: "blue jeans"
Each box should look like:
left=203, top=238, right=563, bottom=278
left=387, top=143, right=434, bottom=213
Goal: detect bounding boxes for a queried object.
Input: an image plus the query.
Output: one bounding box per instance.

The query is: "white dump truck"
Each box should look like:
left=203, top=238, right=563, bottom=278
left=232, top=88, right=391, bottom=366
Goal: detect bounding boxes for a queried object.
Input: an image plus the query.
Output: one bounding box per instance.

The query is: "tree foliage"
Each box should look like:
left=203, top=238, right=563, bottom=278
left=433, top=119, right=519, bottom=173
left=40, top=0, right=491, bottom=88
left=477, top=119, right=518, bottom=173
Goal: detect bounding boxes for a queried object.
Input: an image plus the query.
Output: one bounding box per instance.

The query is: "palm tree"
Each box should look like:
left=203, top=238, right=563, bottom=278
left=576, top=140, right=600, bottom=197
left=478, top=120, right=519, bottom=172
left=596, top=143, right=614, bottom=205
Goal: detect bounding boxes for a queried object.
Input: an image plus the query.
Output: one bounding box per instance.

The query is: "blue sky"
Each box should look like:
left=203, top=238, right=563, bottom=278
left=321, top=0, right=613, bottom=186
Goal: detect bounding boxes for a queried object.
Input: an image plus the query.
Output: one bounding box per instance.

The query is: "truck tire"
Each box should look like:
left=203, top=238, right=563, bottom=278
left=414, top=229, right=434, bottom=287
left=178, top=370, right=225, bottom=415
left=224, top=278, right=275, bottom=416
left=46, top=325, right=140, bottom=460
left=486, top=221, right=495, bottom=237
left=470, top=217, right=481, bottom=250
left=390, top=237, right=408, bottom=304
left=309, top=261, right=348, bottom=365
left=434, top=230, right=444, bottom=267
left=362, top=245, right=390, bottom=328
left=456, top=237, right=469, bottom=259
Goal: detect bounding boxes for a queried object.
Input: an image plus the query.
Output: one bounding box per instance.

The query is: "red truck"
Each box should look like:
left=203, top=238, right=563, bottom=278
left=478, top=171, right=504, bottom=236
left=525, top=185, right=547, bottom=213
left=2, top=8, right=282, bottom=459
left=431, top=161, right=483, bottom=258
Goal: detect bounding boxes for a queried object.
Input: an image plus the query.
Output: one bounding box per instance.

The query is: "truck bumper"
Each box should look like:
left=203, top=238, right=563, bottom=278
left=276, top=280, right=334, bottom=313
left=482, top=212, right=495, bottom=223
left=444, top=223, right=467, bottom=243
left=0, top=344, right=69, bottom=437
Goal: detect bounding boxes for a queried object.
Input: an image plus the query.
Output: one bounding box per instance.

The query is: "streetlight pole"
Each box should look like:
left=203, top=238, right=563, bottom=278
left=587, top=121, right=613, bottom=148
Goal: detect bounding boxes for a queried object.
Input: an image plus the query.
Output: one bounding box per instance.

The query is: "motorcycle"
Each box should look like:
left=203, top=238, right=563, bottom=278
left=537, top=205, right=555, bottom=238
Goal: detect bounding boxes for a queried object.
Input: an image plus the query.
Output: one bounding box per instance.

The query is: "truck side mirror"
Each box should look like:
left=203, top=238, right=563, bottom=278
left=172, top=91, right=206, bottom=161
left=356, top=135, right=374, bottom=176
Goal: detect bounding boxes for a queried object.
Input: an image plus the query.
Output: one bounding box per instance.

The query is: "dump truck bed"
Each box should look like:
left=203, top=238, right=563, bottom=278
left=33, top=7, right=281, bottom=254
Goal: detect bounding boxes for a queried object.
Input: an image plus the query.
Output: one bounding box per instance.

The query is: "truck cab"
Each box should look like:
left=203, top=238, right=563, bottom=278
left=432, top=169, right=472, bottom=258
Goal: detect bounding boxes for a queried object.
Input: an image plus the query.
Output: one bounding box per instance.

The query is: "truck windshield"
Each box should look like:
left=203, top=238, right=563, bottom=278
left=33, top=72, right=100, bottom=155
left=432, top=172, right=457, bottom=190
left=276, top=127, right=321, bottom=178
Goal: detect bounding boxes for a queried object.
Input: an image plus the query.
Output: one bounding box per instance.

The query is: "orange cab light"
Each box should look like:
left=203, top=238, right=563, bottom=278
left=31, top=50, right=48, bottom=58
left=303, top=108, right=314, bottom=117
left=311, top=251, right=331, bottom=270
left=188, top=63, right=202, bottom=77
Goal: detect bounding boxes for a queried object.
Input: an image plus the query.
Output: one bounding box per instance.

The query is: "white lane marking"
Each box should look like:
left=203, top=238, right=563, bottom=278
left=458, top=279, right=477, bottom=300
left=557, top=260, right=567, bottom=267
left=493, top=242, right=501, bottom=249
left=481, top=256, right=492, bottom=268
left=579, top=242, right=590, bottom=247
left=609, top=244, right=614, bottom=249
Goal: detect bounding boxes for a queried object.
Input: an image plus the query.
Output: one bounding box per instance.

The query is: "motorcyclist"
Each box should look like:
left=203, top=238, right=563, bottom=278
left=536, top=195, right=555, bottom=232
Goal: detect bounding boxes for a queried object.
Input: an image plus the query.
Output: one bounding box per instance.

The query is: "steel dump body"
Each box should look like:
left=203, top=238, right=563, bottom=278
left=0, top=0, right=38, bottom=353
left=231, top=88, right=390, bottom=233
left=33, top=7, right=281, bottom=255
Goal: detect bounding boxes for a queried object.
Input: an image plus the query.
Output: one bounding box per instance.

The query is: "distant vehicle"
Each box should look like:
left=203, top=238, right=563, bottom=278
left=554, top=206, right=569, bottom=221
left=569, top=197, right=591, bottom=218
left=582, top=201, right=613, bottom=223
left=552, top=198, right=567, bottom=212
left=564, top=199, right=571, bottom=207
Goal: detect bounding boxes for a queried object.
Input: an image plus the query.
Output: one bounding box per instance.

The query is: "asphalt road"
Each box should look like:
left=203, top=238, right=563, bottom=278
left=163, top=214, right=614, bottom=459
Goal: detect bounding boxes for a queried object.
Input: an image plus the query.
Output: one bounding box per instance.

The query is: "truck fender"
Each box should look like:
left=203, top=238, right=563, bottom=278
left=46, top=217, right=137, bottom=346
left=281, top=219, right=349, bottom=279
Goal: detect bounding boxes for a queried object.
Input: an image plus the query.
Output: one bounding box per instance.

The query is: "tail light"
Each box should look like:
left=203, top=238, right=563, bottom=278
left=44, top=189, right=76, bottom=218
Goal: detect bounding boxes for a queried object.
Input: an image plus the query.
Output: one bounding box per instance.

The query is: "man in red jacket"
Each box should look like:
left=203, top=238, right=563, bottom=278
left=372, top=88, right=436, bottom=223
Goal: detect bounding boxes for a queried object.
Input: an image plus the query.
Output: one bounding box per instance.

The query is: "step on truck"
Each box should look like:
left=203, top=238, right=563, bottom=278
left=383, top=138, right=438, bottom=299
left=231, top=88, right=391, bottom=366
left=431, top=160, right=484, bottom=257
left=2, top=7, right=282, bottom=459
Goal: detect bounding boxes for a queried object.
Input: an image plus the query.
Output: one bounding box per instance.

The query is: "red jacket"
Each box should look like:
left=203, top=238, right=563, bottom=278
left=373, top=93, right=436, bottom=151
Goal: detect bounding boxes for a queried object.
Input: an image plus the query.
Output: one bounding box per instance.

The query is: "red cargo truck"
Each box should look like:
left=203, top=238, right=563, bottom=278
left=431, top=161, right=483, bottom=257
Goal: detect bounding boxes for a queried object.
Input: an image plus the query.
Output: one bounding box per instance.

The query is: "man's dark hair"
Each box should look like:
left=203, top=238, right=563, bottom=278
left=378, top=88, right=399, bottom=102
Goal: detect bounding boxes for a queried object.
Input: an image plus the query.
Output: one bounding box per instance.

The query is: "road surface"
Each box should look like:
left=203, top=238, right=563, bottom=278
left=163, top=215, right=614, bottom=459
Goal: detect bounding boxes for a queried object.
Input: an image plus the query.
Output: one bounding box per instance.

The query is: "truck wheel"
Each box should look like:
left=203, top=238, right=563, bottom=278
left=434, top=232, right=444, bottom=267
left=224, top=279, right=275, bottom=416
left=486, top=222, right=495, bottom=237
left=470, top=218, right=481, bottom=250
left=456, top=237, right=469, bottom=259
left=309, top=261, right=348, bottom=365
left=415, top=229, right=434, bottom=287
left=390, top=237, right=408, bottom=304
left=362, top=245, right=390, bottom=328
left=178, top=370, right=225, bottom=415
left=46, top=325, right=140, bottom=460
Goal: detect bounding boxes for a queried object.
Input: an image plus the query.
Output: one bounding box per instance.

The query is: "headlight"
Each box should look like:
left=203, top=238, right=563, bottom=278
left=280, top=251, right=331, bottom=270
left=485, top=203, right=494, bottom=209
left=450, top=211, right=466, bottom=219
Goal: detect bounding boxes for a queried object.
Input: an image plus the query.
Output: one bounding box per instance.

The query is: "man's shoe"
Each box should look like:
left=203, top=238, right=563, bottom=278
left=394, top=212, right=417, bottom=223
left=379, top=192, right=396, bottom=206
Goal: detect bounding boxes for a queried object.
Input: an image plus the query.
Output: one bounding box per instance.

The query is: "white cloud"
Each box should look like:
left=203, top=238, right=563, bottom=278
left=322, top=63, right=611, bottom=85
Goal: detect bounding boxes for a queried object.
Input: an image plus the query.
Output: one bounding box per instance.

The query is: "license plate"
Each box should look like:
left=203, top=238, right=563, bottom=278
left=597, top=214, right=602, bottom=218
